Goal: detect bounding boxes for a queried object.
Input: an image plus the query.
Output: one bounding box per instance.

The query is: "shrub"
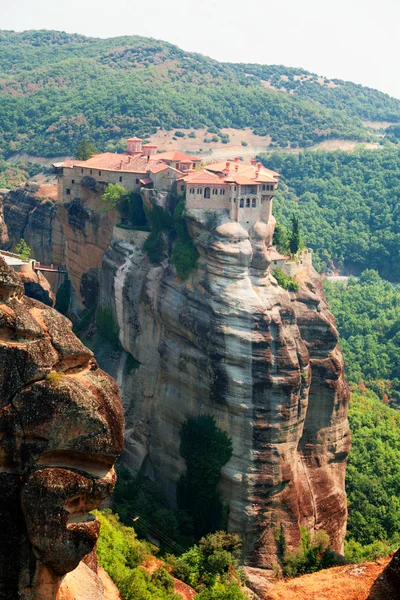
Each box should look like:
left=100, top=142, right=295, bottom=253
left=168, top=531, right=242, bottom=591
left=178, top=415, right=232, bottom=536
left=55, top=275, right=71, bottom=315
left=280, top=527, right=335, bottom=577
left=174, top=131, right=185, bottom=138
left=143, top=231, right=165, bottom=264
left=241, top=141, right=248, bottom=147
left=96, top=306, right=120, bottom=349
left=272, top=269, right=299, bottom=291
left=75, top=139, right=98, bottom=160
left=46, top=371, right=63, bottom=386
left=15, top=238, right=31, bottom=259
left=188, top=132, right=196, bottom=139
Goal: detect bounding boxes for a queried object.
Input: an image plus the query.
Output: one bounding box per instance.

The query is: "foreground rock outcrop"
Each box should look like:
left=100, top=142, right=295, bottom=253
left=99, top=202, right=351, bottom=567
left=0, top=257, right=124, bottom=598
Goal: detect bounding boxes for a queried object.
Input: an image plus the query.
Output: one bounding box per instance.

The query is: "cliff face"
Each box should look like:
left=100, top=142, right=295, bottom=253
left=100, top=202, right=351, bottom=567
left=1, top=183, right=118, bottom=307
left=0, top=257, right=124, bottom=599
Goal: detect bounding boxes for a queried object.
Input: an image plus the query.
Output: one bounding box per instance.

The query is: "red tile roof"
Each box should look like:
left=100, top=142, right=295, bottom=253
left=205, top=160, right=279, bottom=183
left=156, top=151, right=202, bottom=163
left=64, top=153, right=164, bottom=174
left=183, top=170, right=223, bottom=185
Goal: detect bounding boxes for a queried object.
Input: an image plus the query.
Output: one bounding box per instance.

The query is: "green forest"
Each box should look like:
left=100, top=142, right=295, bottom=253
left=1, top=30, right=400, bottom=157
left=321, top=271, right=400, bottom=560
left=265, top=147, right=400, bottom=281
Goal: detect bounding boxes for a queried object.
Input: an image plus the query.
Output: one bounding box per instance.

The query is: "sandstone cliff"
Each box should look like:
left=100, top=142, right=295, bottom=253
left=0, top=256, right=124, bottom=598
left=99, top=199, right=351, bottom=567
left=1, top=183, right=118, bottom=308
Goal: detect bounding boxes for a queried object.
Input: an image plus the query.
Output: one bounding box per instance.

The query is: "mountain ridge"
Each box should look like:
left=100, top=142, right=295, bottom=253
left=1, top=29, right=399, bottom=158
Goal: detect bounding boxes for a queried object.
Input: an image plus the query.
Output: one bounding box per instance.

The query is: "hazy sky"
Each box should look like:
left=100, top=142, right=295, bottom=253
left=2, top=0, right=400, bottom=98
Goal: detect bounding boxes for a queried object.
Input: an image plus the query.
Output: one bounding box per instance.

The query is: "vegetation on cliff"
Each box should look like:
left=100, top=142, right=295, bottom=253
left=3, top=30, right=400, bottom=157
left=178, top=415, right=233, bottom=537
left=265, top=148, right=400, bottom=280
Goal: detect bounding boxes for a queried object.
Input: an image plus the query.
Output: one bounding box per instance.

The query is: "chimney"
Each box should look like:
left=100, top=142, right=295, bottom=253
left=119, top=160, right=123, bottom=170
left=234, top=156, right=239, bottom=163
left=128, top=156, right=131, bottom=163
left=251, top=159, right=256, bottom=166
left=235, top=164, right=239, bottom=172
left=147, top=155, right=150, bottom=163
left=257, top=162, right=262, bottom=169
left=225, top=161, right=230, bottom=171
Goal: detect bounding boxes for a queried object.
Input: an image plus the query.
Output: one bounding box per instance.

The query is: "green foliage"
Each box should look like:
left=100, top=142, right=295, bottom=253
left=196, top=582, right=247, bottom=599
left=0, top=31, right=394, bottom=158
left=289, top=213, right=303, bottom=255
left=272, top=269, right=299, bottom=291
left=179, top=415, right=233, bottom=536
left=95, top=510, right=179, bottom=600
left=264, top=148, right=400, bottom=279
left=112, top=467, right=193, bottom=550
left=171, top=197, right=199, bottom=280
left=54, top=275, right=71, bottom=315
left=75, top=139, right=98, bottom=160
left=323, top=271, right=400, bottom=402
left=96, top=306, right=120, bottom=349
left=15, top=238, right=31, bottom=259
left=168, top=531, right=242, bottom=591
left=273, top=221, right=289, bottom=254
left=102, top=183, right=126, bottom=212
left=344, top=537, right=399, bottom=563
left=345, top=387, right=400, bottom=547
left=143, top=231, right=165, bottom=263
left=121, top=191, right=148, bottom=227
left=280, top=528, right=335, bottom=577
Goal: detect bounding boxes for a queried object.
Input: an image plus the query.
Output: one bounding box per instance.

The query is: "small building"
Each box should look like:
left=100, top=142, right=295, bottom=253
left=182, top=157, right=279, bottom=228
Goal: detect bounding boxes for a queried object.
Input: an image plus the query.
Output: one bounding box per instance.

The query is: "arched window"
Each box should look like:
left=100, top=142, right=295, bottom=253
left=213, top=188, right=218, bottom=195
left=220, top=188, right=225, bottom=195
left=197, top=188, right=201, bottom=195
left=204, top=187, right=211, bottom=198
left=240, top=198, right=244, bottom=208
left=252, top=198, right=256, bottom=207
left=246, top=198, right=250, bottom=207
left=190, top=187, right=195, bottom=194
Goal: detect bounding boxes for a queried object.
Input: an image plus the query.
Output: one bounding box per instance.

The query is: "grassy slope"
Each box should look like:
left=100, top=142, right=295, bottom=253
left=1, top=30, right=400, bottom=157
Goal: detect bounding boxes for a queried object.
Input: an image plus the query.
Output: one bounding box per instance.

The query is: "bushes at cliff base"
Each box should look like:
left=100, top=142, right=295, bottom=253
left=178, top=415, right=232, bottom=536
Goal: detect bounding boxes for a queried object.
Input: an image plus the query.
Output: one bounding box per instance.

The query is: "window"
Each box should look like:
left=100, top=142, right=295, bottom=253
left=71, top=180, right=75, bottom=184
left=197, top=188, right=201, bottom=195
left=90, top=169, right=92, bottom=175
left=119, top=176, right=122, bottom=182
left=176, top=163, right=179, bottom=169
left=240, top=199, right=244, bottom=208
left=213, top=188, right=218, bottom=195
left=190, top=187, right=194, bottom=194
left=220, top=188, right=225, bottom=196
left=246, top=198, right=250, bottom=207
left=66, top=188, right=71, bottom=195
left=204, top=187, right=211, bottom=199
left=252, top=198, right=256, bottom=207
left=81, top=169, right=83, bottom=174
left=136, top=179, right=139, bottom=184
left=181, top=185, right=185, bottom=192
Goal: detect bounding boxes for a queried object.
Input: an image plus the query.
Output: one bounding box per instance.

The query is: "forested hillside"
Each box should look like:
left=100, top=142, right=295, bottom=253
left=266, top=148, right=400, bottom=281
left=1, top=30, right=400, bottom=157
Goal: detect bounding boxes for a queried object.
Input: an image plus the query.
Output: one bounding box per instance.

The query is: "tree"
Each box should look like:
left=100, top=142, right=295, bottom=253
left=289, top=213, right=303, bottom=256
left=75, top=139, right=98, bottom=160
left=15, top=238, right=31, bottom=259
left=102, top=183, right=126, bottom=212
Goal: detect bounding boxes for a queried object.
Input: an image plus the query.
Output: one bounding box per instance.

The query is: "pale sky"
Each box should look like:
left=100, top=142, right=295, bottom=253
left=2, top=0, right=400, bottom=99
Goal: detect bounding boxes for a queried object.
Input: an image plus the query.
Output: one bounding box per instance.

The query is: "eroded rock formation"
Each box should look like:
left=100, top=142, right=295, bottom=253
left=1, top=184, right=118, bottom=308
left=100, top=202, right=350, bottom=567
left=0, top=257, right=124, bottom=599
